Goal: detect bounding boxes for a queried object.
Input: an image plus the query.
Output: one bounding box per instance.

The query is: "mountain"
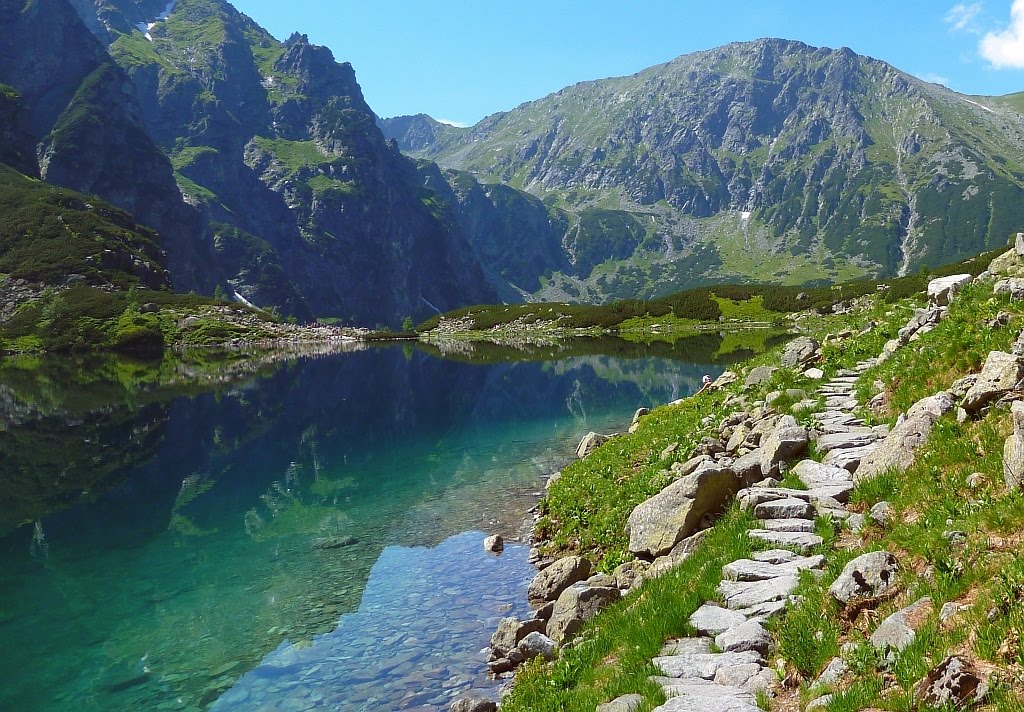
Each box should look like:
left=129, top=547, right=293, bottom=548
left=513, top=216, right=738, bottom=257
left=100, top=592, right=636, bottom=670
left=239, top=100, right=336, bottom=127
left=0, top=0, right=496, bottom=326
left=383, top=39, right=1024, bottom=302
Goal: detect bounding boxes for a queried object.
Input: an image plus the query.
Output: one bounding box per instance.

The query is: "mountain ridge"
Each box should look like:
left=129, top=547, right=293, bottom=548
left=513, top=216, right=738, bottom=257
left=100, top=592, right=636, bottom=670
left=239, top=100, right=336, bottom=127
left=382, top=37, right=1024, bottom=302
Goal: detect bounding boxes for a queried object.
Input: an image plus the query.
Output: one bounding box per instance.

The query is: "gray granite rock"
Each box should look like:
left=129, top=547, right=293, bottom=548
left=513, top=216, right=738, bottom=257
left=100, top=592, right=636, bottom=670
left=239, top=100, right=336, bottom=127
left=490, top=617, right=546, bottom=656
left=782, top=337, right=821, bottom=368
left=928, top=274, right=971, bottom=306
left=689, top=603, right=747, bottom=635
left=718, top=575, right=800, bottom=610
left=869, top=501, right=892, bottom=527
left=962, top=351, right=1024, bottom=413
left=745, top=365, right=779, bottom=388
left=626, top=463, right=739, bottom=556
left=483, top=534, right=504, bottom=553
left=723, top=554, right=825, bottom=581
left=450, top=696, right=497, bottom=712
left=914, top=655, right=988, bottom=707
left=754, top=497, right=815, bottom=520
left=1004, top=400, right=1024, bottom=490
left=871, top=597, right=932, bottom=652
left=546, top=583, right=619, bottom=644
left=748, top=530, right=823, bottom=553
left=856, top=392, right=955, bottom=482
left=757, top=518, right=816, bottom=532
left=813, top=656, right=849, bottom=688
left=576, top=431, right=612, bottom=458
left=516, top=631, right=558, bottom=661
left=659, top=637, right=712, bottom=656
left=649, top=678, right=760, bottom=711
left=806, top=695, right=832, bottom=710
left=715, top=620, right=771, bottom=655
left=596, top=693, right=644, bottom=712
left=829, top=551, right=898, bottom=603
left=652, top=650, right=763, bottom=679
left=714, top=662, right=777, bottom=692
left=751, top=549, right=798, bottom=564
left=815, top=432, right=878, bottom=453
left=527, top=556, right=591, bottom=605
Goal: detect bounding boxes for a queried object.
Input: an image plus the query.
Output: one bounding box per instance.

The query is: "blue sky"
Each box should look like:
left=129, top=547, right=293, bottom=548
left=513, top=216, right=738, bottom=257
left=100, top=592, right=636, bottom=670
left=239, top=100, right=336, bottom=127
left=231, top=1, right=1024, bottom=126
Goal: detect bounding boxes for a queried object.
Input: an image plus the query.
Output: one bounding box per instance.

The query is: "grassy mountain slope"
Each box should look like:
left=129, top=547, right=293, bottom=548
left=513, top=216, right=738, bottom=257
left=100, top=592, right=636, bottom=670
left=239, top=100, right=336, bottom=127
left=384, top=39, right=1024, bottom=302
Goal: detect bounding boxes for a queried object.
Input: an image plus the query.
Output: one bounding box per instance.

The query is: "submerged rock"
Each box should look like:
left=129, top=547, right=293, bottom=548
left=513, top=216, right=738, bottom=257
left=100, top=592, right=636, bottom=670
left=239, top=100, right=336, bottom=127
left=312, top=535, right=358, bottom=549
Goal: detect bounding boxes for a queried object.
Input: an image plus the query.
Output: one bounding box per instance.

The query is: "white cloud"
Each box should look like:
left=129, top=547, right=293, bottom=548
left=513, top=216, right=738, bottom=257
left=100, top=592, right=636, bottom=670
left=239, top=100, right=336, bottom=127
left=946, top=2, right=984, bottom=32
left=981, top=0, right=1024, bottom=67
left=914, top=71, right=952, bottom=85
left=435, top=118, right=469, bottom=128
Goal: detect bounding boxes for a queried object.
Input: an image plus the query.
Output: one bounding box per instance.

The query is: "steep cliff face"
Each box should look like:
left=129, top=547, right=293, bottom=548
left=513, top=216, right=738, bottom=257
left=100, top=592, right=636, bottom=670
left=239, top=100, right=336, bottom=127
left=387, top=39, right=1024, bottom=301
left=0, top=0, right=213, bottom=291
left=65, top=0, right=496, bottom=324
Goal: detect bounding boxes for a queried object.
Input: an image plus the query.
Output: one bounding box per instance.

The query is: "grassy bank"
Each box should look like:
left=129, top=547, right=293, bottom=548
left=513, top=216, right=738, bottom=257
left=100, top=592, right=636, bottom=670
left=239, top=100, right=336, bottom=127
left=501, top=270, right=1024, bottom=710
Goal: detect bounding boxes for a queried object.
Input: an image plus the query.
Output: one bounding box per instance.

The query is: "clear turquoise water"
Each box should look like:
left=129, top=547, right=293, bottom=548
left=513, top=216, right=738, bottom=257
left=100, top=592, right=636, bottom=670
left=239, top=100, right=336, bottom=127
left=0, top=342, right=725, bottom=711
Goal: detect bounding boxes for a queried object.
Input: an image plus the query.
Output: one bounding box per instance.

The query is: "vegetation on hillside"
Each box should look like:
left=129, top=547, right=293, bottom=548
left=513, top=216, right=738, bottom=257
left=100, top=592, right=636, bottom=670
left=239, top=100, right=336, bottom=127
left=500, top=270, right=1024, bottom=711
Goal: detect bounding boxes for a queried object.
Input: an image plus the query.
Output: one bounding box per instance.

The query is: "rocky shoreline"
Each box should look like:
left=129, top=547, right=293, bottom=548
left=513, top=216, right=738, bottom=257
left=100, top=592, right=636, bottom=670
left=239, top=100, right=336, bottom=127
left=450, top=250, right=1022, bottom=711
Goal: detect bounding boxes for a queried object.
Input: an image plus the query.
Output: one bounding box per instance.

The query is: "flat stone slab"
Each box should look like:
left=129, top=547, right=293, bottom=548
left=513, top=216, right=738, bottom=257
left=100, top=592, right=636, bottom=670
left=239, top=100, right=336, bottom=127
left=751, top=549, right=799, bottom=564
left=793, top=459, right=853, bottom=482
left=824, top=398, right=858, bottom=409
left=715, top=620, right=771, bottom=654
left=817, top=422, right=874, bottom=435
left=823, top=443, right=880, bottom=472
left=740, top=486, right=851, bottom=509
left=758, top=518, right=816, bottom=532
left=718, top=575, right=799, bottom=609
left=715, top=662, right=778, bottom=693
left=723, top=554, right=824, bottom=581
left=660, top=637, right=712, bottom=656
left=815, top=432, right=878, bottom=453
left=650, top=679, right=760, bottom=712
left=870, top=597, right=932, bottom=651
left=754, top=497, right=815, bottom=520
left=748, top=530, right=823, bottom=553
left=735, top=599, right=789, bottom=621
left=689, top=603, right=747, bottom=635
left=652, top=650, right=763, bottom=679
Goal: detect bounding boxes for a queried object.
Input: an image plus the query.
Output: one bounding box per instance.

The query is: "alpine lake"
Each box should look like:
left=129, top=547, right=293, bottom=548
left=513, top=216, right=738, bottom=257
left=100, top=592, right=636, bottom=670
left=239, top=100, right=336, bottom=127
left=0, top=331, right=785, bottom=711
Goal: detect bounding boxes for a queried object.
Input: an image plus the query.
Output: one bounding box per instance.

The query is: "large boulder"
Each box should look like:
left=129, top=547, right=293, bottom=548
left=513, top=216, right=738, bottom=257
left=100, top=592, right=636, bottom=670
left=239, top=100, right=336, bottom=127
left=829, top=551, right=898, bottom=604
left=758, top=415, right=809, bottom=478
left=994, top=278, right=1024, bottom=301
left=490, top=617, right=546, bottom=657
left=927, top=274, right=971, bottom=306
left=577, top=432, right=612, bottom=458
left=745, top=366, right=778, bottom=388
left=1004, top=400, right=1024, bottom=490
left=516, top=631, right=558, bottom=661
left=988, top=247, right=1024, bottom=278
left=527, top=556, right=591, bottom=605
left=855, top=392, right=954, bottom=482
left=546, top=583, right=620, bottom=643
left=962, top=351, right=1024, bottom=413
left=626, top=464, right=740, bottom=556
left=781, top=337, right=820, bottom=368
left=898, top=307, right=944, bottom=344
left=914, top=656, right=989, bottom=708
left=451, top=696, right=497, bottom=712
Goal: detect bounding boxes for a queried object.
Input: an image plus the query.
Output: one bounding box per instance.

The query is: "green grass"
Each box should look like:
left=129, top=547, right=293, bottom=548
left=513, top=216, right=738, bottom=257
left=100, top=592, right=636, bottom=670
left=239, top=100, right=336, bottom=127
left=251, top=136, right=328, bottom=172
left=502, top=507, right=756, bottom=712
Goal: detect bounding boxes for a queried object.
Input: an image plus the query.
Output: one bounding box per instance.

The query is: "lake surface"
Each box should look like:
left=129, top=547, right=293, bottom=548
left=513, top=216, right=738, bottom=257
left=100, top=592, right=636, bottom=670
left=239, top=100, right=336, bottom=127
left=0, top=335, right=764, bottom=711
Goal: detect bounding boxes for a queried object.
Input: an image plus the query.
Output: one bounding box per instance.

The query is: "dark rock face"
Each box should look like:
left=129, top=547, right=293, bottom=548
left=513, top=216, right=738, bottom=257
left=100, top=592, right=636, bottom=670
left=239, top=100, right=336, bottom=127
left=0, top=0, right=215, bottom=292
left=57, top=0, right=496, bottom=324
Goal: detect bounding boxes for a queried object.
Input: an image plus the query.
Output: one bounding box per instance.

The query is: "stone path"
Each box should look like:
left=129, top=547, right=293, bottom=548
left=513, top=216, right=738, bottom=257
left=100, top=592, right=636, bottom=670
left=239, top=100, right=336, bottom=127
left=635, top=359, right=882, bottom=712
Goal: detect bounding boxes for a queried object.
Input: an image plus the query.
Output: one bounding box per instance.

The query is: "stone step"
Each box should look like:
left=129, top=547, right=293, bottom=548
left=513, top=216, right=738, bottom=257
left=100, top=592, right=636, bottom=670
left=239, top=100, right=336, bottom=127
left=660, top=637, right=712, bottom=656
left=824, top=397, right=858, bottom=409
left=739, top=486, right=852, bottom=509
left=753, top=497, right=815, bottom=520
left=748, top=530, right=823, bottom=553
left=688, top=603, right=747, bottom=635
left=829, top=376, right=859, bottom=383
left=652, top=650, right=763, bottom=679
left=649, top=678, right=761, bottom=711
left=823, top=443, right=880, bottom=472
left=757, top=517, right=817, bottom=533
left=722, top=554, right=825, bottom=581
left=718, top=575, right=800, bottom=609
left=815, top=432, right=879, bottom=453
left=751, top=549, right=799, bottom=564
left=817, top=422, right=871, bottom=434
